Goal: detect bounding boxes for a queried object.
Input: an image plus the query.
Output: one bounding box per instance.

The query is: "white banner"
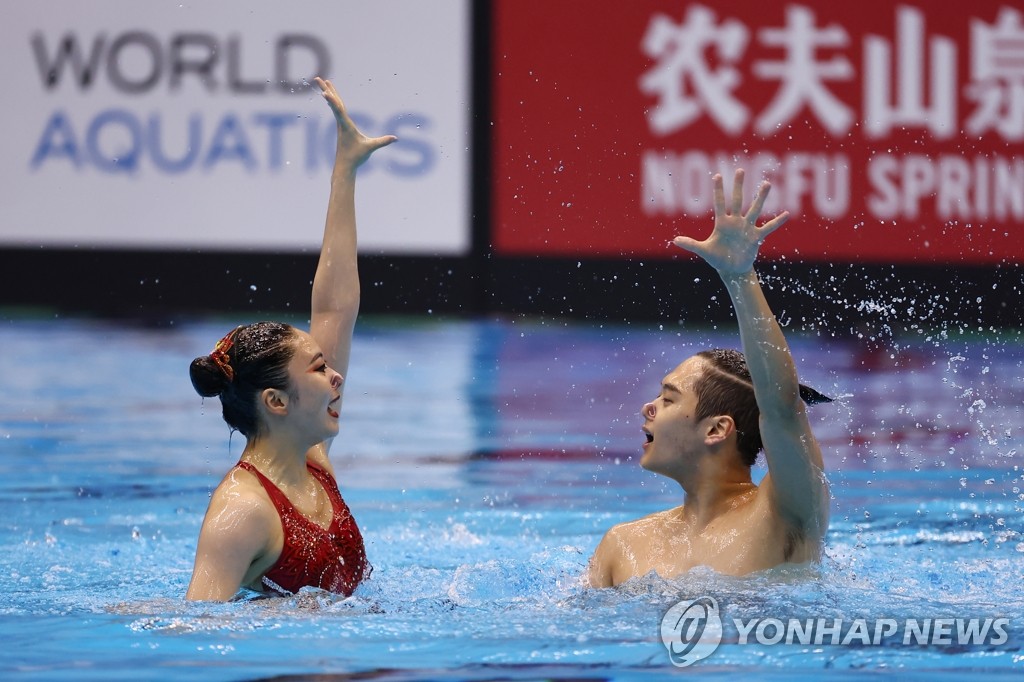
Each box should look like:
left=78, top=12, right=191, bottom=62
left=0, top=0, right=471, bottom=254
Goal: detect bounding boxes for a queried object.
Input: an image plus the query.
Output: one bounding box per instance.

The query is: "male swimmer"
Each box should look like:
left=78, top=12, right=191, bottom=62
left=589, top=169, right=832, bottom=587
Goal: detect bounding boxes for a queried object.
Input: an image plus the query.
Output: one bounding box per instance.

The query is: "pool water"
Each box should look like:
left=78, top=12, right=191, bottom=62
left=1, top=315, right=1022, bottom=680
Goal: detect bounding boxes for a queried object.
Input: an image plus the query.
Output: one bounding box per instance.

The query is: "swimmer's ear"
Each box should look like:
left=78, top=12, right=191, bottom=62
left=261, top=388, right=289, bottom=416
left=704, top=415, right=735, bottom=445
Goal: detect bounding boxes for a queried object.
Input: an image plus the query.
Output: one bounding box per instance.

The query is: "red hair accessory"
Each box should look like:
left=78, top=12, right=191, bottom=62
left=209, top=326, right=242, bottom=382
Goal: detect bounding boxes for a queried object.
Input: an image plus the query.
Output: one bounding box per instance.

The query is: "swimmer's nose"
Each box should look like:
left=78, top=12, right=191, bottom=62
left=641, top=402, right=656, bottom=420
left=331, top=371, right=343, bottom=389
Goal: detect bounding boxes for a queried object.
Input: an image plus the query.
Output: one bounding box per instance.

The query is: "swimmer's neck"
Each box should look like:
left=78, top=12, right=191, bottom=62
left=239, top=433, right=315, bottom=487
left=675, top=465, right=757, bottom=529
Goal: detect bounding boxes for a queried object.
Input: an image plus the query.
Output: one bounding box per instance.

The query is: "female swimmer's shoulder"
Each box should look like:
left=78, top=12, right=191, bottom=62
left=202, top=466, right=280, bottom=543
left=188, top=465, right=282, bottom=600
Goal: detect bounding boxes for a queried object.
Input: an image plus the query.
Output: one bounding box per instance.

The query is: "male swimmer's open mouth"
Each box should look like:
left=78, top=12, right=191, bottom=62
left=327, top=397, right=340, bottom=419
left=642, top=428, right=654, bottom=445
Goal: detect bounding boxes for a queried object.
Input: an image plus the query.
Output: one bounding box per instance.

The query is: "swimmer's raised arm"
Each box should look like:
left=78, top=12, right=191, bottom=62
left=673, top=169, right=828, bottom=540
left=309, top=77, right=396, bottom=422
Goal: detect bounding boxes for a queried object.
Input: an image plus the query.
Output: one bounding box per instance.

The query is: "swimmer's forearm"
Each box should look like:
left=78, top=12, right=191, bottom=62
left=312, top=170, right=360, bottom=317
left=310, top=145, right=361, bottom=376
left=721, top=270, right=801, bottom=411
left=312, top=79, right=362, bottom=324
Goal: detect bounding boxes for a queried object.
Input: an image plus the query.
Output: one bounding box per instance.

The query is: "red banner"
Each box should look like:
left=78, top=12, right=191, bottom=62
left=492, top=1, right=1023, bottom=264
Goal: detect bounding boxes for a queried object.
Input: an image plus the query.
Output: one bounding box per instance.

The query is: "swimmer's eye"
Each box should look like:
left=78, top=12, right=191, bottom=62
left=314, top=364, right=327, bottom=373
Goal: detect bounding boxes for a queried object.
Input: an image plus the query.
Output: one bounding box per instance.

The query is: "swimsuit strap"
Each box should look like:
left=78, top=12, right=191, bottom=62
left=235, top=460, right=295, bottom=513
left=235, top=460, right=347, bottom=528
left=305, top=462, right=351, bottom=526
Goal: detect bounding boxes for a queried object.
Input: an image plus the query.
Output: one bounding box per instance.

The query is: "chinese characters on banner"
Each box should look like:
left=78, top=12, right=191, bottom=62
left=492, top=1, right=1023, bottom=264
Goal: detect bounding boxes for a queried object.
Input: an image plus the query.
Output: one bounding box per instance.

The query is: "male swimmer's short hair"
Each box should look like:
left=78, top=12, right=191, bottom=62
left=694, top=349, right=832, bottom=466
left=798, top=384, right=833, bottom=405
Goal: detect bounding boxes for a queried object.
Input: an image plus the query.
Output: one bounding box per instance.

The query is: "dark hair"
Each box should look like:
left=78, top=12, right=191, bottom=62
left=693, top=349, right=832, bottom=467
left=189, top=322, right=298, bottom=438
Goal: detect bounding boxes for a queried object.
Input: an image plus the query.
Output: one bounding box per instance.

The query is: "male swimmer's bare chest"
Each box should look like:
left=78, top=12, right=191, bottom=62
left=629, top=503, right=793, bottom=578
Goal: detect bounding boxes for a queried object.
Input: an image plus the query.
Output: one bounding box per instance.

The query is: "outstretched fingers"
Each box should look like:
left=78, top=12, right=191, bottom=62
left=313, top=76, right=398, bottom=163
left=712, top=173, right=726, bottom=218
left=671, top=235, right=713, bottom=263
left=672, top=167, right=791, bottom=274
left=671, top=235, right=701, bottom=254
left=314, top=76, right=336, bottom=101
left=315, top=77, right=349, bottom=120
left=367, top=134, right=398, bottom=153
left=745, top=180, right=771, bottom=224
left=757, top=210, right=790, bottom=238
left=730, top=168, right=745, bottom=216
left=315, top=76, right=345, bottom=101
left=747, top=180, right=789, bottom=238
left=714, top=168, right=750, bottom=218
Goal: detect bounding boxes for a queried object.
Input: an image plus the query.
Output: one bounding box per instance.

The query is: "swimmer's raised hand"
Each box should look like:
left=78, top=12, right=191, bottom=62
left=672, top=168, right=789, bottom=276
left=314, top=76, right=397, bottom=170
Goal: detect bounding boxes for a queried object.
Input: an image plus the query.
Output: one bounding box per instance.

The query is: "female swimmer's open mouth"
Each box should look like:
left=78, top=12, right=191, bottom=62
left=327, top=397, right=340, bottom=419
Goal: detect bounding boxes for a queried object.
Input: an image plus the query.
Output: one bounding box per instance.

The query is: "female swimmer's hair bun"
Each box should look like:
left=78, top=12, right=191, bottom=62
left=190, top=355, right=230, bottom=397
left=189, top=322, right=296, bottom=438
left=190, top=325, right=242, bottom=398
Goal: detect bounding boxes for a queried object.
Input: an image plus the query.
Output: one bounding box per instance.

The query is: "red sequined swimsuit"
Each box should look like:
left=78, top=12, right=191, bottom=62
left=236, top=460, right=369, bottom=596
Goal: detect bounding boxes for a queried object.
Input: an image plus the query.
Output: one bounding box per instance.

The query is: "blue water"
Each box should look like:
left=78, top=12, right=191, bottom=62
left=1, top=315, right=1022, bottom=680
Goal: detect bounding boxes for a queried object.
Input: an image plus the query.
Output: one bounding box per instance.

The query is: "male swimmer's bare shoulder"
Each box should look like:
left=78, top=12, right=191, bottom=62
left=620, top=506, right=682, bottom=530
left=609, top=508, right=685, bottom=556
left=604, top=507, right=684, bottom=547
